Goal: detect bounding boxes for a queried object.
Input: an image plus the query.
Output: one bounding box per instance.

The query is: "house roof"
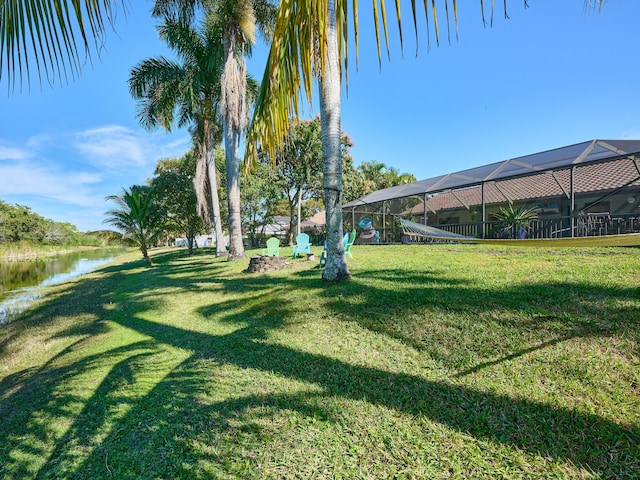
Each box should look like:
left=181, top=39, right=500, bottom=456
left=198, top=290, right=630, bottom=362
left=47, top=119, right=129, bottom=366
left=404, top=157, right=640, bottom=214
left=302, top=210, right=326, bottom=227
left=343, top=139, right=640, bottom=210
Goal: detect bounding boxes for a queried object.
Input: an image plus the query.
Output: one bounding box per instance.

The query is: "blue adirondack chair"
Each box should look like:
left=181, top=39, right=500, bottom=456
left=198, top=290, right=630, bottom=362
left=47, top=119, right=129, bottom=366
left=261, top=237, right=280, bottom=256
left=318, top=230, right=354, bottom=268
left=292, top=233, right=312, bottom=258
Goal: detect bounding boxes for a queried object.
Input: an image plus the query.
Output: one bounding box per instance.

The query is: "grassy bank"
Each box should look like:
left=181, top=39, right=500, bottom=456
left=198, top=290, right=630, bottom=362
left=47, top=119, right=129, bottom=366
left=0, top=243, right=105, bottom=260
left=1, top=244, right=638, bottom=479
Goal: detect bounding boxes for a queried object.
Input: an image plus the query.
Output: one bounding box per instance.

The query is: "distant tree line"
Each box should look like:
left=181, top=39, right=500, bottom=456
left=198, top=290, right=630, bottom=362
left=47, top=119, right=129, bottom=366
left=0, top=200, right=103, bottom=246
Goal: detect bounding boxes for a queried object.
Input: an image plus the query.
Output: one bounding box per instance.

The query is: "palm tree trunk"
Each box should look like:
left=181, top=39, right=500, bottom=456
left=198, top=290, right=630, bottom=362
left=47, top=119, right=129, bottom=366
left=141, top=245, right=152, bottom=266
left=320, top=0, right=350, bottom=282
left=222, top=34, right=246, bottom=261
left=223, top=124, right=246, bottom=260
left=288, top=197, right=296, bottom=245
left=206, top=154, right=227, bottom=256
left=195, top=141, right=227, bottom=256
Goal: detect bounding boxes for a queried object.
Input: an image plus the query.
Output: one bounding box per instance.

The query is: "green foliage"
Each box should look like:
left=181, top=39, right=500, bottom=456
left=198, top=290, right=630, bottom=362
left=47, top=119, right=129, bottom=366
left=103, top=186, right=165, bottom=265
left=241, top=162, right=280, bottom=247
left=252, top=117, right=362, bottom=239
left=271, top=117, right=324, bottom=242
left=341, top=138, right=365, bottom=203
left=1, top=0, right=126, bottom=92
left=491, top=204, right=539, bottom=239
left=357, top=160, right=417, bottom=194
left=0, top=200, right=98, bottom=246
left=150, top=153, right=205, bottom=254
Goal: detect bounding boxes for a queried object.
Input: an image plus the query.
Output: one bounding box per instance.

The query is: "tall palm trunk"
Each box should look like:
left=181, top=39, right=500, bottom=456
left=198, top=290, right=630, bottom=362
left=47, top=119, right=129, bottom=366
left=195, top=139, right=226, bottom=256
left=206, top=151, right=227, bottom=256
left=221, top=33, right=247, bottom=261
left=321, top=0, right=350, bottom=282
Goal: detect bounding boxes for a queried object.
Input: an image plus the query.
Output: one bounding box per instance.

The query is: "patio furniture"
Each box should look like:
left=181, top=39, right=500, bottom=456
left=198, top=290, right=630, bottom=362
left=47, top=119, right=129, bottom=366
left=292, top=233, right=311, bottom=258
left=261, top=237, right=280, bottom=256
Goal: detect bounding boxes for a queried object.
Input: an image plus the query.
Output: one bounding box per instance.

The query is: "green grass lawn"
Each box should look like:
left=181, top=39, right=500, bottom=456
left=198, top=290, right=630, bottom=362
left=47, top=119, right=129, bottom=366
left=1, top=244, right=638, bottom=479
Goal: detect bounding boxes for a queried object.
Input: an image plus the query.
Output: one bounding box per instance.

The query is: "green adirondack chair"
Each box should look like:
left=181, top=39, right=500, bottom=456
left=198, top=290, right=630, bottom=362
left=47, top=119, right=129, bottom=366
left=261, top=237, right=280, bottom=256
left=319, top=230, right=355, bottom=268
left=344, top=229, right=357, bottom=258
left=292, top=233, right=312, bottom=258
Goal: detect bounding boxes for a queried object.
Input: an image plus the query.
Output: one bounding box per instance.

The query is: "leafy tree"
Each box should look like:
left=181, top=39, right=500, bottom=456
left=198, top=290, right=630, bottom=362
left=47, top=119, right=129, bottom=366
left=340, top=135, right=364, bottom=204
left=128, top=16, right=228, bottom=256
left=240, top=162, right=280, bottom=247
left=0, top=200, right=100, bottom=246
left=152, top=0, right=277, bottom=261
left=273, top=117, right=324, bottom=243
left=150, top=153, right=205, bottom=255
left=104, top=186, right=165, bottom=265
left=0, top=201, right=48, bottom=243
left=253, top=117, right=359, bottom=243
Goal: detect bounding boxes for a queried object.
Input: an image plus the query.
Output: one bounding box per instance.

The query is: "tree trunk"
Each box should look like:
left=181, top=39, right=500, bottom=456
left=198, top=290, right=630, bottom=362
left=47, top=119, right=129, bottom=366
left=320, top=0, right=350, bottom=282
left=141, top=245, right=152, bottom=266
left=206, top=154, right=227, bottom=256
left=195, top=137, right=227, bottom=257
left=288, top=192, right=296, bottom=245
left=221, top=34, right=246, bottom=261
left=224, top=125, right=246, bottom=260
left=297, top=187, right=302, bottom=236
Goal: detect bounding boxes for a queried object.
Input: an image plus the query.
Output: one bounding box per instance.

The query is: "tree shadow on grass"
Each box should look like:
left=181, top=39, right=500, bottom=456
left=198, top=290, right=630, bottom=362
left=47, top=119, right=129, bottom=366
left=1, top=249, right=638, bottom=478
left=70, top=313, right=640, bottom=478
left=314, top=267, right=640, bottom=371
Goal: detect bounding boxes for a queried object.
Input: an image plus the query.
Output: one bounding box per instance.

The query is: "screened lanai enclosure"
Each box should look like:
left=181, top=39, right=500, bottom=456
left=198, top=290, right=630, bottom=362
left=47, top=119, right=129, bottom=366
left=343, top=139, right=640, bottom=243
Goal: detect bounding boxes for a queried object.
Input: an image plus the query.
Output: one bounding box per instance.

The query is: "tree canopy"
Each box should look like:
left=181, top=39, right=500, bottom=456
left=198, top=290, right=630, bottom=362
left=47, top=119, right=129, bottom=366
left=150, top=153, right=206, bottom=254
left=0, top=200, right=97, bottom=246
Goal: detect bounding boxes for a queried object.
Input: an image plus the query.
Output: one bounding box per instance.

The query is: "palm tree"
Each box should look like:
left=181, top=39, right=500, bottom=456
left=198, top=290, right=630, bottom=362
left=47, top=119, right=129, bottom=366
left=128, top=16, right=228, bottom=256
left=104, top=186, right=165, bottom=265
left=244, top=0, right=561, bottom=281
left=152, top=0, right=277, bottom=261
left=491, top=204, right=539, bottom=239
left=358, top=160, right=416, bottom=193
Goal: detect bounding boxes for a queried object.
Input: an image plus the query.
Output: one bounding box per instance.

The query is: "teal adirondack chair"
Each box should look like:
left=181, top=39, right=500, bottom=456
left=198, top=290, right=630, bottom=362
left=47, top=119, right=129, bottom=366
left=292, top=233, right=311, bottom=258
left=344, top=229, right=356, bottom=258
left=261, top=237, right=280, bottom=256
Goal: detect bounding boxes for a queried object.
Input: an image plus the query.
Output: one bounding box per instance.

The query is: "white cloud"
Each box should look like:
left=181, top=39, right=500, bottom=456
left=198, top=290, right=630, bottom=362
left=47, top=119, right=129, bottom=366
left=26, top=133, right=51, bottom=147
left=72, top=125, right=191, bottom=174
left=0, top=124, right=191, bottom=231
left=0, top=144, right=31, bottom=161
left=0, top=161, right=101, bottom=206
left=73, top=125, right=149, bottom=170
left=159, top=136, right=193, bottom=157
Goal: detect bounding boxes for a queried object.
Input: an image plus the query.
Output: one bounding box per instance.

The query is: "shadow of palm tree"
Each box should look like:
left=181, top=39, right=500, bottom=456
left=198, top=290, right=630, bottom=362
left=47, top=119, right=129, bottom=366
left=74, top=312, right=640, bottom=477
left=1, top=248, right=638, bottom=478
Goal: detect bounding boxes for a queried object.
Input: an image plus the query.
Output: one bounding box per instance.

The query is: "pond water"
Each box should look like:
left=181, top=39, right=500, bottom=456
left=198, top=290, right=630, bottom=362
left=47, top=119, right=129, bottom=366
left=0, top=249, right=121, bottom=324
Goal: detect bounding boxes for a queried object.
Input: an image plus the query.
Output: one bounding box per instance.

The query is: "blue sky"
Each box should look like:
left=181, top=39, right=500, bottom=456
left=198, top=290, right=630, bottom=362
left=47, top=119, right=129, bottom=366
left=1, top=1, right=639, bottom=232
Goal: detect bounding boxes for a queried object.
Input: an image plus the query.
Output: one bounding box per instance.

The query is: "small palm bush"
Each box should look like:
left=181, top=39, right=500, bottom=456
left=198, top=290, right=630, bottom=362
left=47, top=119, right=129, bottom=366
left=491, top=204, right=538, bottom=239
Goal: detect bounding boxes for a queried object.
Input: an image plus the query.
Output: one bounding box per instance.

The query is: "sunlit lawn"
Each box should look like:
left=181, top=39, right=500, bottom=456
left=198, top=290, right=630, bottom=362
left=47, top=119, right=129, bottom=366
left=1, top=243, right=638, bottom=479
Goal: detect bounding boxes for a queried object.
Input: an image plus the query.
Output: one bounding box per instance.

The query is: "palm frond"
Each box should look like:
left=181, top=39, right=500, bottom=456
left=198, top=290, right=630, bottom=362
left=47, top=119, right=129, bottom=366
left=246, top=0, right=550, bottom=169
left=1, top=0, right=125, bottom=92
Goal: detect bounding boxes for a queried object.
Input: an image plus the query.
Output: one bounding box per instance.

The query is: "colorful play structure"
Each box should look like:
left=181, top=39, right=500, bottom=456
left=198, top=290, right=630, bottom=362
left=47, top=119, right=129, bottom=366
left=357, top=217, right=380, bottom=243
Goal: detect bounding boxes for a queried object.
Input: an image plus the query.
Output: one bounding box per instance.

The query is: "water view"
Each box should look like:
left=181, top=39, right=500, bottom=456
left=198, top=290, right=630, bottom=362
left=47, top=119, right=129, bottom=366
left=0, top=249, right=121, bottom=324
